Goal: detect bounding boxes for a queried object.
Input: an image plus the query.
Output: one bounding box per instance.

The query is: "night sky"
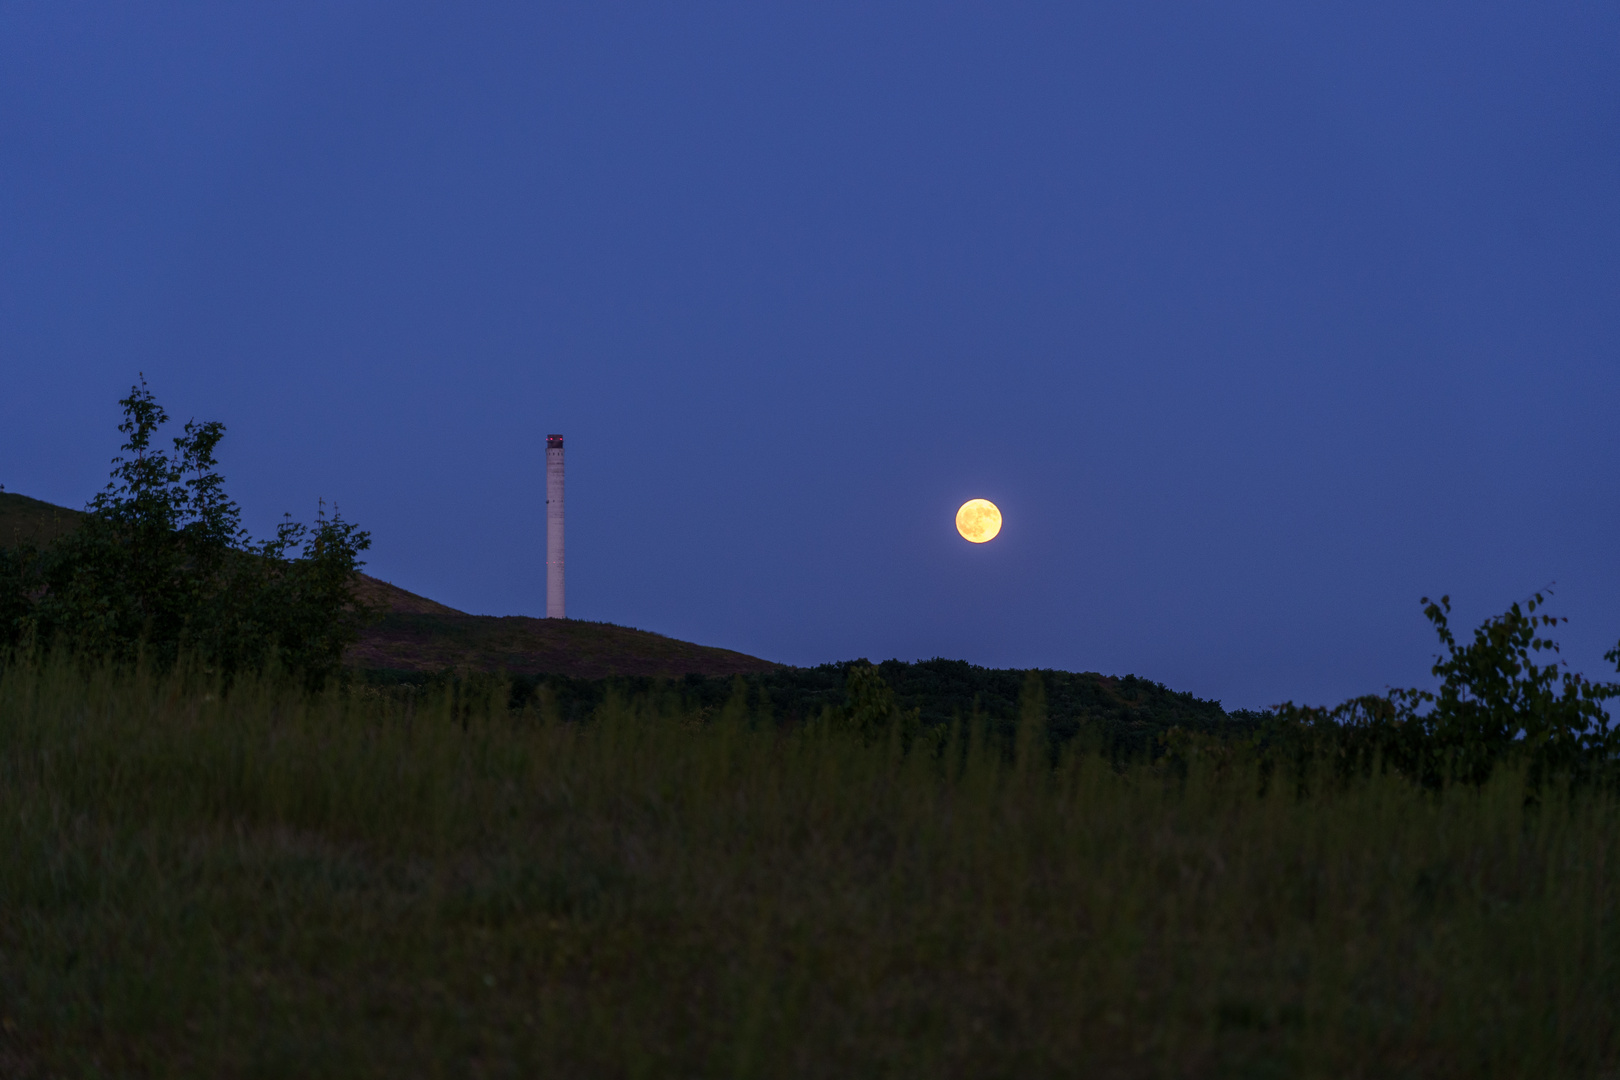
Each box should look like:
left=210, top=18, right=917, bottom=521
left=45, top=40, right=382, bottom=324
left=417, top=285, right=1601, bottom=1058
left=4, top=2, right=1617, bottom=709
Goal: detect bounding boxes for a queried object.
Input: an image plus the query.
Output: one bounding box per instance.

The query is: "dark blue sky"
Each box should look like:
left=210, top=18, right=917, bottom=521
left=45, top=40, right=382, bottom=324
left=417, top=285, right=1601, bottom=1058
left=4, top=2, right=1617, bottom=709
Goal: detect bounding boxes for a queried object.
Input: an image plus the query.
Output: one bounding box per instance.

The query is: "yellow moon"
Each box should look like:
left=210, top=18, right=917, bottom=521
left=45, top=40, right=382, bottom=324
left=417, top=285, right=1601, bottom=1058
left=955, top=499, right=1002, bottom=543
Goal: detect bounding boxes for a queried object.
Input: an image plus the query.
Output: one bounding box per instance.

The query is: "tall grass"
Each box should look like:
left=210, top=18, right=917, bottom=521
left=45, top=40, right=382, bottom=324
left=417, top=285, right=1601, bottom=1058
left=2, top=656, right=1618, bottom=1078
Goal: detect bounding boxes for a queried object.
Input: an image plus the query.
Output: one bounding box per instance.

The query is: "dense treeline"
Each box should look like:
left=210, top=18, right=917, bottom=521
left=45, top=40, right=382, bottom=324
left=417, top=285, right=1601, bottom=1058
left=365, top=657, right=1264, bottom=760
left=0, top=379, right=370, bottom=686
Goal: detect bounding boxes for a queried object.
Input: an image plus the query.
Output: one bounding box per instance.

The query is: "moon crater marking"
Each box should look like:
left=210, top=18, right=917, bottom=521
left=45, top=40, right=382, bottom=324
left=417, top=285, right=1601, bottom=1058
left=955, top=499, right=1002, bottom=543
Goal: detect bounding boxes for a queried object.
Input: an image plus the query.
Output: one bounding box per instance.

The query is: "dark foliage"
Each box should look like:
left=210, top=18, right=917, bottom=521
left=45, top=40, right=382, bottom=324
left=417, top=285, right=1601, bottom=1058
left=1270, top=592, right=1620, bottom=793
left=364, top=655, right=1260, bottom=760
left=0, top=378, right=372, bottom=685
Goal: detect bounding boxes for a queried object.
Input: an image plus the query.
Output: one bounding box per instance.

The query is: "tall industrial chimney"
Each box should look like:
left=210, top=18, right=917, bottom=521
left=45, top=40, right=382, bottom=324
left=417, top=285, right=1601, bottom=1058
left=546, top=434, right=565, bottom=618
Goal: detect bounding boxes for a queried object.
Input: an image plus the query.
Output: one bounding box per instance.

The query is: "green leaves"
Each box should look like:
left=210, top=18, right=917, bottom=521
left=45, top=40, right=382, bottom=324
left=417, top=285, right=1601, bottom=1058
left=831, top=662, right=922, bottom=747
left=1276, top=591, right=1620, bottom=792
left=0, top=378, right=373, bottom=686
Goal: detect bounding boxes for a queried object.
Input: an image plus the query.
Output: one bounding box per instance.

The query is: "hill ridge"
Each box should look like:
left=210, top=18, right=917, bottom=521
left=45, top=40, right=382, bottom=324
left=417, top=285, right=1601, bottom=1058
left=0, top=491, right=780, bottom=678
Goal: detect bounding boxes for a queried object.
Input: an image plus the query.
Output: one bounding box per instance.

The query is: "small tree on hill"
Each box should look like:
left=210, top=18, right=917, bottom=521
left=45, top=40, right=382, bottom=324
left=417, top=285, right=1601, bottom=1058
left=0, top=378, right=373, bottom=686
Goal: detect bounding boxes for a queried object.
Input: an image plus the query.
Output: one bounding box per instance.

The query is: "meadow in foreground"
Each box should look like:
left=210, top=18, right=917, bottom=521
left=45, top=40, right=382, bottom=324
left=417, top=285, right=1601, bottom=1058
left=2, top=656, right=1618, bottom=1078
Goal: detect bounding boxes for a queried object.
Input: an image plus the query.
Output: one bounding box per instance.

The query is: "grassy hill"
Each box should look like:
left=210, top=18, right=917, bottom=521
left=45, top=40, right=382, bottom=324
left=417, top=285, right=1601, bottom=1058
left=353, top=610, right=778, bottom=679
left=0, top=491, right=778, bottom=679
left=0, top=490, right=84, bottom=547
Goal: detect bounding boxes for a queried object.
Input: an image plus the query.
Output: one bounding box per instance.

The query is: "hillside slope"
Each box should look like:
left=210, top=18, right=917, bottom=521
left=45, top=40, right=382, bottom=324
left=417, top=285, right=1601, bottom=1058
left=0, top=491, right=84, bottom=547
left=0, top=491, right=779, bottom=678
left=352, top=612, right=779, bottom=679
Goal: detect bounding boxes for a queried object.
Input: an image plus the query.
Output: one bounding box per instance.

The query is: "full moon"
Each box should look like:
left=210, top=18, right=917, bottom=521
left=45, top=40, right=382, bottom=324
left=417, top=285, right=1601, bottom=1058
left=955, top=499, right=1002, bottom=543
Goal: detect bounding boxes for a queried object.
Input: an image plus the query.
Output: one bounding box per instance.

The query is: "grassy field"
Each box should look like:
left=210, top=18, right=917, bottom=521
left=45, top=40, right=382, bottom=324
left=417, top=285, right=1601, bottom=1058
left=3, top=658, right=1618, bottom=1077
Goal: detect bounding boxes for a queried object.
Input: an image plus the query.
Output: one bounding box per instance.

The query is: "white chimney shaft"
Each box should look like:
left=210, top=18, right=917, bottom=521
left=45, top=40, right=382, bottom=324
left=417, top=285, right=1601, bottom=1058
left=546, top=434, right=565, bottom=618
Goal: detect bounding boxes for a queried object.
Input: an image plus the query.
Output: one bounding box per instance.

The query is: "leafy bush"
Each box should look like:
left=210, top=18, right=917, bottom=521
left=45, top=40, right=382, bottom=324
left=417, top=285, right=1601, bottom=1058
left=822, top=660, right=923, bottom=746
left=0, top=379, right=372, bottom=685
left=1274, top=593, right=1620, bottom=792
